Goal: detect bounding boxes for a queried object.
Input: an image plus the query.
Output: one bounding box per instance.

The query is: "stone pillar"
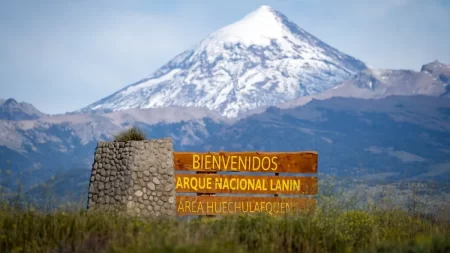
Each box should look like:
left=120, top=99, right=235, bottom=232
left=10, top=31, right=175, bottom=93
left=87, top=138, right=176, bottom=218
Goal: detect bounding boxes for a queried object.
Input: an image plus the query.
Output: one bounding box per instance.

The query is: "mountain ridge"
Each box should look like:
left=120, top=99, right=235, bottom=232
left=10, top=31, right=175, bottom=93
left=0, top=98, right=46, bottom=120
left=2, top=95, right=449, bottom=195
left=277, top=61, right=450, bottom=108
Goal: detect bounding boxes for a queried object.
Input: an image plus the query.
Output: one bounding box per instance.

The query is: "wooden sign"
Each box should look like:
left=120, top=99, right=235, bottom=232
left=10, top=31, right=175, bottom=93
left=176, top=196, right=316, bottom=216
left=173, top=151, right=318, bottom=173
left=173, top=150, right=319, bottom=216
left=175, top=174, right=318, bottom=195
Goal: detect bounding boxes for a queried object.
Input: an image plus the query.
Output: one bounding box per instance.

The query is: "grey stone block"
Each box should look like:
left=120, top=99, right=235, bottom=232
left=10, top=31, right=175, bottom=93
left=87, top=138, right=176, bottom=218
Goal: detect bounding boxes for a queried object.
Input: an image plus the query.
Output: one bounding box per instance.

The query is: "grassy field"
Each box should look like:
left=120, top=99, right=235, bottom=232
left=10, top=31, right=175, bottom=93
left=0, top=204, right=449, bottom=253
left=1, top=172, right=449, bottom=253
left=1, top=190, right=450, bottom=253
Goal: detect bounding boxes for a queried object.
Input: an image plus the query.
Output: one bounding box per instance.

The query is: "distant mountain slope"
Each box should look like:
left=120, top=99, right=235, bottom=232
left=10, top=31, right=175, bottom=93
left=1, top=106, right=228, bottom=153
left=0, top=98, right=46, bottom=120
left=278, top=61, right=450, bottom=108
left=79, top=5, right=366, bottom=118
left=0, top=106, right=228, bottom=190
left=197, top=95, right=450, bottom=181
left=2, top=95, right=449, bottom=196
left=2, top=95, right=448, bottom=207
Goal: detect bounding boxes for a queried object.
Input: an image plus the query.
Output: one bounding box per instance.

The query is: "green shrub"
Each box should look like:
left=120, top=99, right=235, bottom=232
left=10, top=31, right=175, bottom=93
left=113, top=126, right=146, bottom=141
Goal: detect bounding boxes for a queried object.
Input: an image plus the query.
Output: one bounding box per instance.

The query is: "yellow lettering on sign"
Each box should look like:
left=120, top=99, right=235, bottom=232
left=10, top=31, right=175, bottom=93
left=275, top=180, right=281, bottom=191
left=242, top=202, right=249, bottom=212
left=222, top=156, right=231, bottom=170
left=176, top=177, right=183, bottom=189
left=254, top=202, right=260, bottom=212
left=193, top=155, right=200, bottom=169
left=271, top=156, right=278, bottom=170
left=176, top=174, right=315, bottom=195
left=260, top=201, right=266, bottom=212
left=239, top=178, right=247, bottom=190
left=206, top=177, right=212, bottom=189
left=222, top=201, right=228, bottom=213
left=213, top=156, right=220, bottom=169
left=177, top=199, right=313, bottom=215
left=247, top=179, right=254, bottom=190
left=283, top=180, right=289, bottom=191
left=189, top=154, right=283, bottom=171
left=261, top=157, right=270, bottom=171
left=215, top=178, right=222, bottom=189
left=223, top=178, right=229, bottom=190
left=176, top=176, right=311, bottom=193
left=207, top=201, right=214, bottom=213
left=252, top=156, right=261, bottom=171
left=238, top=156, right=247, bottom=171
left=273, top=202, right=279, bottom=214
left=177, top=201, right=184, bottom=212
left=254, top=179, right=260, bottom=190
left=235, top=202, right=241, bottom=212
left=230, top=178, right=237, bottom=190
left=183, top=177, right=189, bottom=189
left=231, top=156, right=237, bottom=170
left=185, top=200, right=191, bottom=213
left=293, top=180, right=300, bottom=191
left=205, top=155, right=211, bottom=169
left=214, top=202, right=221, bottom=213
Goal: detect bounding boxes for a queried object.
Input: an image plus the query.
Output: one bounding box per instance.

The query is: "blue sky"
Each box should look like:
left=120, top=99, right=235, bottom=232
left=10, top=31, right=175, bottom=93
left=1, top=0, right=449, bottom=114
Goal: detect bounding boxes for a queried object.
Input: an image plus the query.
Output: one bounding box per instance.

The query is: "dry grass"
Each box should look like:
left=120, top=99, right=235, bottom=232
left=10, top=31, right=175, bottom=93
left=1, top=172, right=449, bottom=253
left=113, top=126, right=146, bottom=141
left=1, top=188, right=449, bottom=253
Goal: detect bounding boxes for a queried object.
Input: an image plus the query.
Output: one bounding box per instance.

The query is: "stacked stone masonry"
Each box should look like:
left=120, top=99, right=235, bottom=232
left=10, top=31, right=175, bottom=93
left=87, top=138, right=176, bottom=218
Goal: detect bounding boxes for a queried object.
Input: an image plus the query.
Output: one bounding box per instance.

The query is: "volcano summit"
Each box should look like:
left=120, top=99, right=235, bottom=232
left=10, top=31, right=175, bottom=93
left=80, top=5, right=367, bottom=117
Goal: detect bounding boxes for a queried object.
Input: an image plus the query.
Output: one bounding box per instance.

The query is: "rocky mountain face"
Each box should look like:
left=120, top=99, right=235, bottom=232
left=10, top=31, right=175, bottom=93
left=421, top=60, right=450, bottom=96
left=278, top=61, right=450, bottom=108
left=78, top=5, right=366, bottom=118
left=0, top=98, right=46, bottom=120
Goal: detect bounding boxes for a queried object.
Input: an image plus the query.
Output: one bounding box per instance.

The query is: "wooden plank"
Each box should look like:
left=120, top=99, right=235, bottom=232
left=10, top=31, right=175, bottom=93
left=175, top=174, right=318, bottom=195
left=176, top=196, right=316, bottom=216
left=173, top=151, right=318, bottom=173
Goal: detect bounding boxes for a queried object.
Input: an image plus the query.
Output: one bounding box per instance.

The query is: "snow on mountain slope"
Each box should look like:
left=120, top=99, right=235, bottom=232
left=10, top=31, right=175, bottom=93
left=277, top=61, right=450, bottom=109
left=80, top=5, right=367, bottom=118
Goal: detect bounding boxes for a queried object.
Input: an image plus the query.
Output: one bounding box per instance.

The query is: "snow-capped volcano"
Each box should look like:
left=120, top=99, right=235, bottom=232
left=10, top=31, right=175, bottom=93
left=80, top=5, right=367, bottom=117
